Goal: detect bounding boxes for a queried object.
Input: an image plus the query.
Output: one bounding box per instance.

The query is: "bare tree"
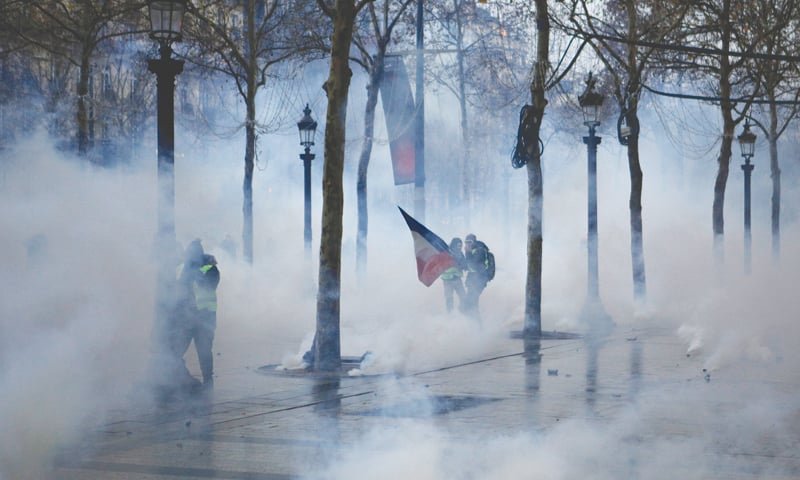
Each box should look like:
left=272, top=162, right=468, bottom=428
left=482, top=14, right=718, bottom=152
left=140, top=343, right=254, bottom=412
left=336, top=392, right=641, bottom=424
left=518, top=0, right=584, bottom=340
left=522, top=0, right=549, bottom=341
left=425, top=0, right=515, bottom=220
left=183, top=0, right=322, bottom=264
left=679, top=0, right=757, bottom=263
left=351, top=0, right=415, bottom=276
left=311, top=0, right=372, bottom=372
left=0, top=1, right=29, bottom=58
left=0, top=1, right=44, bottom=148
left=11, top=0, right=146, bottom=157
left=740, top=0, right=800, bottom=261
left=557, top=0, right=689, bottom=305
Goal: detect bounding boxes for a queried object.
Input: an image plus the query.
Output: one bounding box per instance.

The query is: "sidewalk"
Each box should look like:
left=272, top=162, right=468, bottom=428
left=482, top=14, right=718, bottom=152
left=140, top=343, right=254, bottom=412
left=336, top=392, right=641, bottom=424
left=51, top=325, right=800, bottom=479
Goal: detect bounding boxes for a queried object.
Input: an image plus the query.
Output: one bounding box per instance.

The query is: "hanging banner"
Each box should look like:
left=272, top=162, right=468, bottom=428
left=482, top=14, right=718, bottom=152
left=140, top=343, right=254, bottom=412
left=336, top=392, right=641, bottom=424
left=380, top=55, right=416, bottom=185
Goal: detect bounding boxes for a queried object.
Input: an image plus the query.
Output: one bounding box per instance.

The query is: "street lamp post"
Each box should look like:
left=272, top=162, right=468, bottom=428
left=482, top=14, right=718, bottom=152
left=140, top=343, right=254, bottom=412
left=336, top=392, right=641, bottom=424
left=148, top=0, right=186, bottom=253
left=738, top=120, right=756, bottom=274
left=147, top=0, right=185, bottom=360
left=578, top=73, right=613, bottom=334
left=297, top=104, right=318, bottom=259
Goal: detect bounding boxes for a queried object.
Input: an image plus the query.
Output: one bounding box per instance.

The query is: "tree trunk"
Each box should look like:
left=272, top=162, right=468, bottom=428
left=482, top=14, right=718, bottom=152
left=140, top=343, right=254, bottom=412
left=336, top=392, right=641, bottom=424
left=77, top=51, right=91, bottom=156
left=242, top=1, right=258, bottom=266
left=627, top=126, right=646, bottom=303
left=768, top=100, right=780, bottom=261
left=243, top=82, right=256, bottom=265
left=712, top=120, right=733, bottom=262
left=314, top=0, right=357, bottom=372
left=712, top=0, right=733, bottom=264
left=356, top=54, right=384, bottom=277
left=625, top=16, right=646, bottom=304
left=524, top=0, right=548, bottom=341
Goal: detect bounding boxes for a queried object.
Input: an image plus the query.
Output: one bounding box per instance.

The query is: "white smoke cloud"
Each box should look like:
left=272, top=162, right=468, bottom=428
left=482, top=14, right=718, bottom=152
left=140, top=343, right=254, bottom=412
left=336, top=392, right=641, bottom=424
left=0, top=130, right=156, bottom=478
left=1, top=68, right=799, bottom=480
left=297, top=95, right=800, bottom=479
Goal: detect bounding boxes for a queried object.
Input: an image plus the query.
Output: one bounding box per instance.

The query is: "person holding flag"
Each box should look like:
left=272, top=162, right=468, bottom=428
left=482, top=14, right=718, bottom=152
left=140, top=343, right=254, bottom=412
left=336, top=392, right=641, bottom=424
left=398, top=207, right=458, bottom=287
left=440, top=237, right=466, bottom=313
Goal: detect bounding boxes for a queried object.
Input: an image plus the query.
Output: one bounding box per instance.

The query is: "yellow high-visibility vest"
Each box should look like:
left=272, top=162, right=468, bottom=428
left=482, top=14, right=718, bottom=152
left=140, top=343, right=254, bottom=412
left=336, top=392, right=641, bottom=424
left=195, top=264, right=217, bottom=312
left=176, top=263, right=217, bottom=312
left=440, top=266, right=462, bottom=280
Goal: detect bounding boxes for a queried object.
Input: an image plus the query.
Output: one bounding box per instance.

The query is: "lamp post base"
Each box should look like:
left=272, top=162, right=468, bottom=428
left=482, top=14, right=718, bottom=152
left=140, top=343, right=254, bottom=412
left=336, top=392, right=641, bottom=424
left=578, top=297, right=614, bottom=337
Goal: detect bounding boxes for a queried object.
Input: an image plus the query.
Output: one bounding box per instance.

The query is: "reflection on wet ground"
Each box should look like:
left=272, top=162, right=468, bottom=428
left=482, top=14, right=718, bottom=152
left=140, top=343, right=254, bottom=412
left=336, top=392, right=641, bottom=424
left=51, top=326, right=800, bottom=479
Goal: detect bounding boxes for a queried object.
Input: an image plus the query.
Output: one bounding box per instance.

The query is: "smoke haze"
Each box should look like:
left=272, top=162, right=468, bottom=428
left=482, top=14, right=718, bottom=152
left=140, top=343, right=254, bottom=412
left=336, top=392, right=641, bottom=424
left=1, top=75, right=799, bottom=479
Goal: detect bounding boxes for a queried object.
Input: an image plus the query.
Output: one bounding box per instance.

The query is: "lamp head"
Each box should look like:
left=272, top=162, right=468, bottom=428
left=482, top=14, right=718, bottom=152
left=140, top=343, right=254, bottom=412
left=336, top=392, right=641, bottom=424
left=148, top=0, right=187, bottom=47
left=738, top=119, right=756, bottom=158
left=578, top=71, right=604, bottom=127
left=297, top=104, right=317, bottom=149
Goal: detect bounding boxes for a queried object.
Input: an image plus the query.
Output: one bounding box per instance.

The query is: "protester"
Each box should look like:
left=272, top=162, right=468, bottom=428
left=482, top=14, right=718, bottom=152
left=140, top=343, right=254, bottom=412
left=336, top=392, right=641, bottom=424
left=175, top=239, right=220, bottom=391
left=462, top=233, right=494, bottom=320
left=149, top=239, right=198, bottom=402
left=440, top=237, right=466, bottom=313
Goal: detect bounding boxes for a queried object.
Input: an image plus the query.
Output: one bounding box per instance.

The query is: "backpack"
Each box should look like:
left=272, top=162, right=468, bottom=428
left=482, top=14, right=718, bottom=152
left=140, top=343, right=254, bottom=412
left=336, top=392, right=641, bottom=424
left=474, top=241, right=495, bottom=281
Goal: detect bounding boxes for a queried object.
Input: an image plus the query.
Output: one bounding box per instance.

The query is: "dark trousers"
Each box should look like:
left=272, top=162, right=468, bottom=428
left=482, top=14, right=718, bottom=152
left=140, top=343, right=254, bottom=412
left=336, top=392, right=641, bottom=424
left=463, top=273, right=488, bottom=319
left=442, top=277, right=465, bottom=313
left=176, top=309, right=216, bottom=383
left=155, top=306, right=201, bottom=394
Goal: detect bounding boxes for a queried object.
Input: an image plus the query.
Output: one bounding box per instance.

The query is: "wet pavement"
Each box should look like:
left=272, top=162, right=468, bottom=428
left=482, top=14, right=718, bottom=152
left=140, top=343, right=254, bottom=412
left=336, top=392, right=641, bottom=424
left=50, top=325, right=800, bottom=479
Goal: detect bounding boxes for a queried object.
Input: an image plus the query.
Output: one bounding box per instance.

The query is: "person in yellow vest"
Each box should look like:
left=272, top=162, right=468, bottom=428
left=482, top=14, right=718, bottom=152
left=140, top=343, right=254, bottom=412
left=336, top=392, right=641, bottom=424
left=175, top=239, right=220, bottom=391
left=463, top=233, right=492, bottom=320
left=440, top=237, right=466, bottom=313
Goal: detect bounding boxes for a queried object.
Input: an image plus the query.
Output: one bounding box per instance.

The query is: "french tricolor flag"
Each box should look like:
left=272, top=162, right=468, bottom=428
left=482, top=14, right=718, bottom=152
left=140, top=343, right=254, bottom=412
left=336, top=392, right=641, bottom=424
left=398, top=206, right=458, bottom=287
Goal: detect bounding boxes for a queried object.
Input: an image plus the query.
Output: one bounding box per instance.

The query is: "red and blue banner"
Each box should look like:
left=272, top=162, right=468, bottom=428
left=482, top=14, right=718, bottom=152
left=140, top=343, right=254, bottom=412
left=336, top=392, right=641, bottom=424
left=398, top=207, right=457, bottom=287
left=380, top=56, right=416, bottom=185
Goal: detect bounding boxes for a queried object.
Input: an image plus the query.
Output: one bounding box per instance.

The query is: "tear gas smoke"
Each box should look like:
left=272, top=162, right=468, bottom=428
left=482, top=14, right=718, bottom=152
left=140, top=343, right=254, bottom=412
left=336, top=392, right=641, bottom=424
left=1, top=77, right=799, bottom=480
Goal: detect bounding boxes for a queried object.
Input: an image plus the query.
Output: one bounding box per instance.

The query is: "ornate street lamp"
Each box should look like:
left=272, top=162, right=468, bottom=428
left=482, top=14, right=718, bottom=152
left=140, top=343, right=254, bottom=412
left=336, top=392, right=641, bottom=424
left=148, top=0, right=186, bottom=370
left=738, top=119, right=757, bottom=274
left=577, top=72, right=612, bottom=334
left=148, top=0, right=186, bottom=45
left=297, top=104, right=317, bottom=258
left=578, top=72, right=604, bottom=128
left=738, top=119, right=756, bottom=158
left=148, top=0, right=186, bottom=252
